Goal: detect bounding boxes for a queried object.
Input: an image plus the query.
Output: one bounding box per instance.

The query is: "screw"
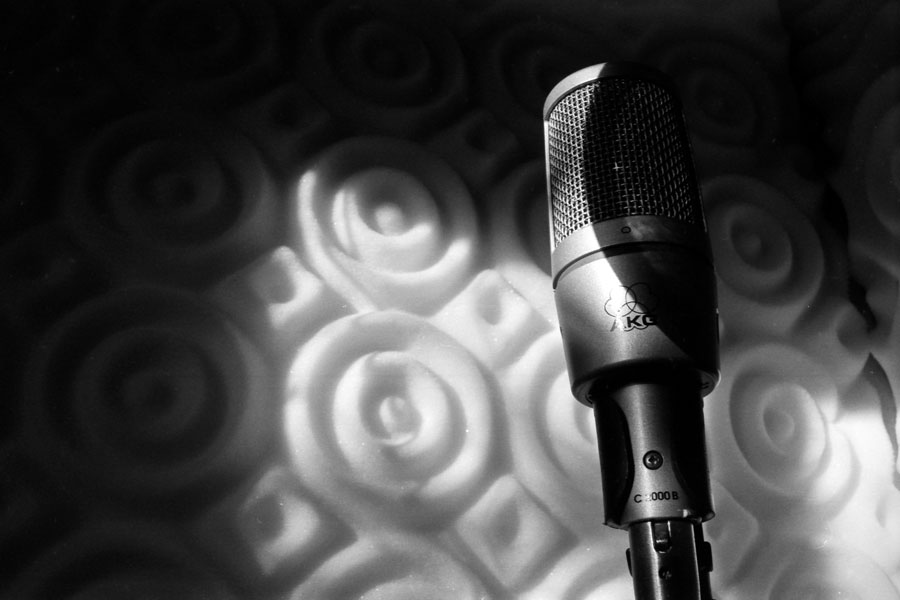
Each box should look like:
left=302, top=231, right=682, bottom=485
left=643, top=450, right=663, bottom=470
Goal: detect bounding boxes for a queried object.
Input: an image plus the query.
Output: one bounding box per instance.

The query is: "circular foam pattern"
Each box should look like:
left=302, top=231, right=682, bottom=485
left=21, top=286, right=272, bottom=505
left=293, top=137, right=477, bottom=313
left=488, top=161, right=555, bottom=321
left=704, top=174, right=825, bottom=335
left=708, top=343, right=856, bottom=518
left=862, top=102, right=900, bottom=239
left=64, top=110, right=275, bottom=285
left=503, top=332, right=602, bottom=532
left=6, top=520, right=236, bottom=599
left=840, top=68, right=900, bottom=240
left=638, top=26, right=791, bottom=173
left=97, top=0, right=278, bottom=107
left=284, top=310, right=494, bottom=526
left=470, top=15, right=612, bottom=150
left=290, top=532, right=487, bottom=599
left=298, top=0, right=466, bottom=137
left=834, top=69, right=900, bottom=350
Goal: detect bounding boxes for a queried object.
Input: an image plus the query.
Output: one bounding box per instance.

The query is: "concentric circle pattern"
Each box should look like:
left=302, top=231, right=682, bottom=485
left=21, top=286, right=273, bottom=506
left=708, top=344, right=857, bottom=518
left=293, top=137, right=477, bottom=313
left=3, top=0, right=899, bottom=597
left=837, top=68, right=900, bottom=260
left=284, top=311, right=494, bottom=526
left=704, top=174, right=826, bottom=336
left=299, top=0, right=467, bottom=137
left=64, top=110, right=276, bottom=285
left=638, top=26, right=794, bottom=174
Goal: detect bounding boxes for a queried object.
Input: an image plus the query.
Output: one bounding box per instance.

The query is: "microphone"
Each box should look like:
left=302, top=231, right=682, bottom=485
left=543, top=62, right=718, bottom=600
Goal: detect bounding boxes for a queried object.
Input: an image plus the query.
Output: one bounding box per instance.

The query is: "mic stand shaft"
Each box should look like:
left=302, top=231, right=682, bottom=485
left=627, top=519, right=714, bottom=600
left=589, top=379, right=716, bottom=600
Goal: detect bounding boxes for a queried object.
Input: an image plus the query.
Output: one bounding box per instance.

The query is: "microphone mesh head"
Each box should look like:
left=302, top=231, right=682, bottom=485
left=545, top=71, right=704, bottom=247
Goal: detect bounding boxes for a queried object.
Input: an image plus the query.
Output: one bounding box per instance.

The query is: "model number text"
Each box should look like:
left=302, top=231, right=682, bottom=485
left=633, top=490, right=679, bottom=503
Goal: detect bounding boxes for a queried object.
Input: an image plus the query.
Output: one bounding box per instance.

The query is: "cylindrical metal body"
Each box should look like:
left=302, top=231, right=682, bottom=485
left=544, top=62, right=719, bottom=406
left=594, top=380, right=713, bottom=527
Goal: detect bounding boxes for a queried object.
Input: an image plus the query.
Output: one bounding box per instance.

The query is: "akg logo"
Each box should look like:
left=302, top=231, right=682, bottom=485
left=604, top=283, right=658, bottom=331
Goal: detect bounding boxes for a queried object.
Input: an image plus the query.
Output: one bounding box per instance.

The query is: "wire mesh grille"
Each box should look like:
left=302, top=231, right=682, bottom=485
left=546, top=76, right=704, bottom=246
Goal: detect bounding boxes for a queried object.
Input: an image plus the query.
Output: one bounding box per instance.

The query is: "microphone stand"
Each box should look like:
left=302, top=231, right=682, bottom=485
left=543, top=62, right=720, bottom=600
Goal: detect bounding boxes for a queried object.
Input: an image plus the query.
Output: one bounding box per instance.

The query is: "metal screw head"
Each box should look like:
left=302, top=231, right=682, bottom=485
left=643, top=450, right=663, bottom=470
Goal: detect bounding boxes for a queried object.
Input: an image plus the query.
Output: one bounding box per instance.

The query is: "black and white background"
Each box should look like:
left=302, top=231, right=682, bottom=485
left=1, top=0, right=899, bottom=597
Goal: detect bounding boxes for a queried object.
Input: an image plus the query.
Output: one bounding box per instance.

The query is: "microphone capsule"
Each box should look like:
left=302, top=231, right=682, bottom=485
left=542, top=62, right=719, bottom=405
left=544, top=62, right=705, bottom=249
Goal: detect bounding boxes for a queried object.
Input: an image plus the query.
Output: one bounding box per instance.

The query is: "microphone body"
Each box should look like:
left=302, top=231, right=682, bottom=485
left=543, top=63, right=718, bottom=599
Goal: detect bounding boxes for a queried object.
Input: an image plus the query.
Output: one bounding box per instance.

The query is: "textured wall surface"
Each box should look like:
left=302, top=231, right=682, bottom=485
left=1, top=0, right=899, bottom=598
